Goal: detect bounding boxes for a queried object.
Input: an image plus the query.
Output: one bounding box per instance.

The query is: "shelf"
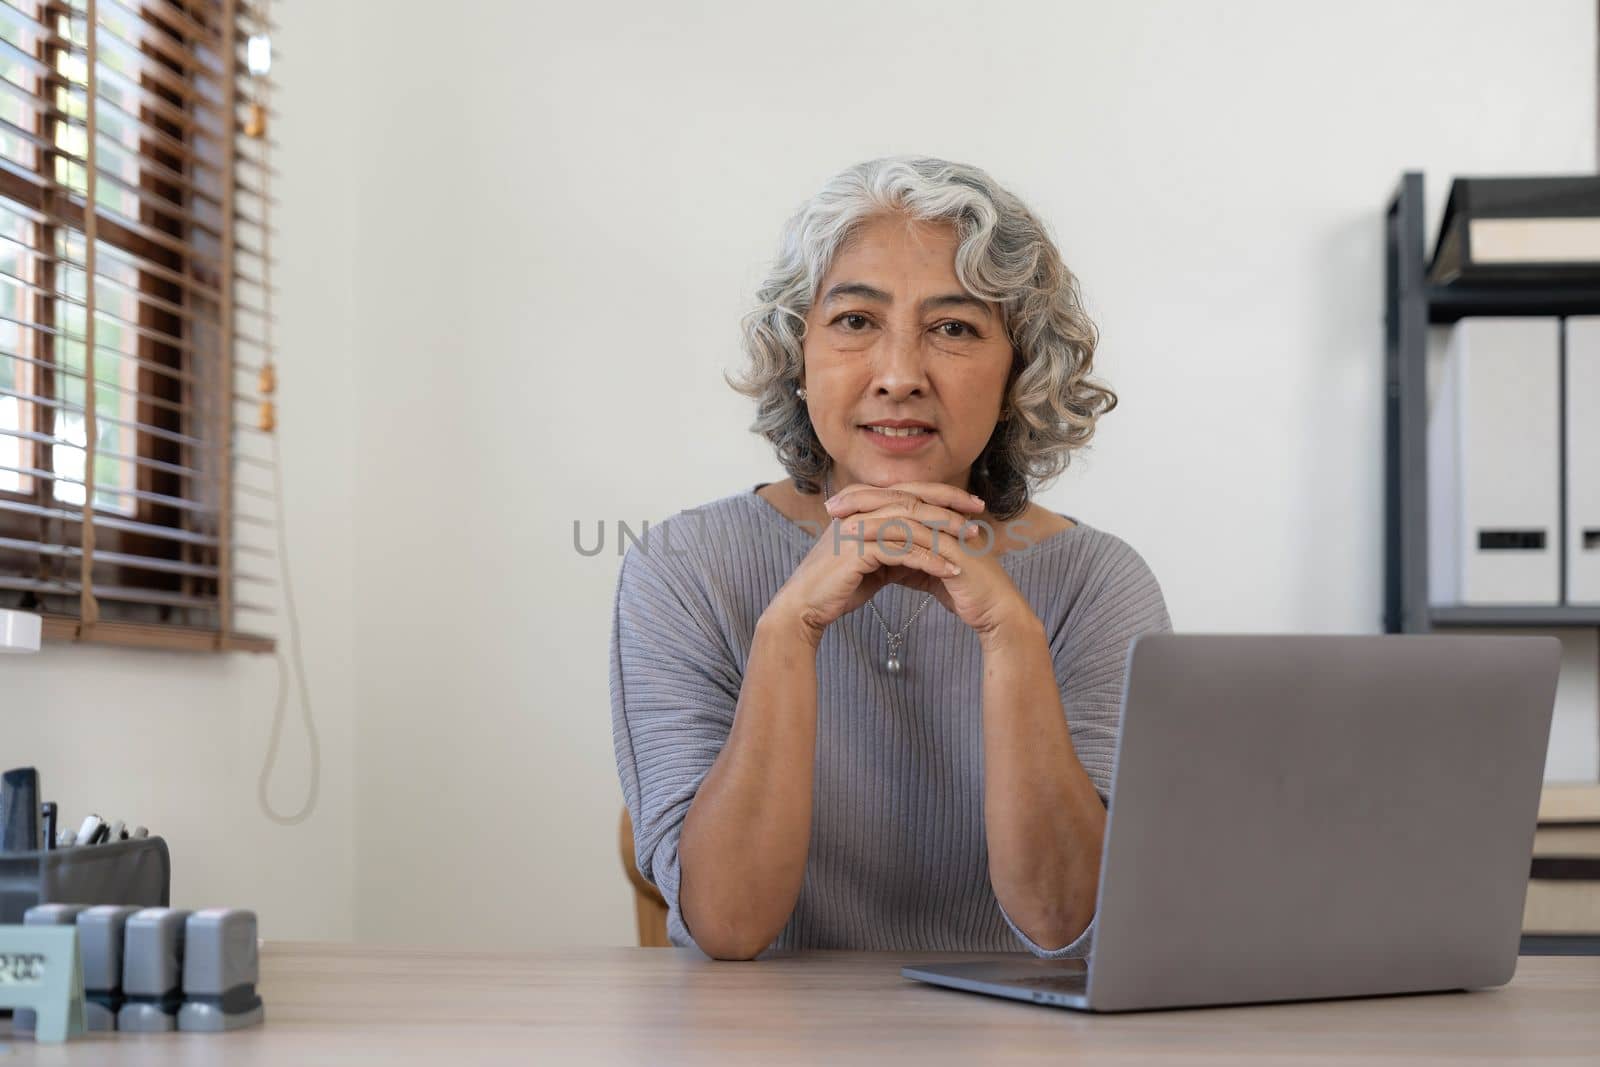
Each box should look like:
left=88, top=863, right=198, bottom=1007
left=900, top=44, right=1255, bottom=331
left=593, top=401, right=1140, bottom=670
left=1386, top=172, right=1600, bottom=636
left=1430, top=606, right=1600, bottom=628
left=1427, top=283, right=1600, bottom=324
left=1520, top=935, right=1600, bottom=956
left=1539, top=783, right=1600, bottom=822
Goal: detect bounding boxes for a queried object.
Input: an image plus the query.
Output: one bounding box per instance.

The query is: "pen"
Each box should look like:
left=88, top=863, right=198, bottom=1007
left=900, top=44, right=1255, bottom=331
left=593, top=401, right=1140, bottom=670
left=41, top=801, right=57, bottom=851
left=75, top=813, right=104, bottom=847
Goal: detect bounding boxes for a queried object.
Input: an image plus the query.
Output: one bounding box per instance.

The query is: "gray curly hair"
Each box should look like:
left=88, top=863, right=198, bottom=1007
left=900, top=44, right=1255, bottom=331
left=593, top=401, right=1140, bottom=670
left=724, top=155, right=1117, bottom=521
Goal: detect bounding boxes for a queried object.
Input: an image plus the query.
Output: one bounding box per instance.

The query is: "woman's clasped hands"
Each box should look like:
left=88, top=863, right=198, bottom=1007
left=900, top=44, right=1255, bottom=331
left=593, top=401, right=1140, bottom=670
left=770, top=481, right=1035, bottom=648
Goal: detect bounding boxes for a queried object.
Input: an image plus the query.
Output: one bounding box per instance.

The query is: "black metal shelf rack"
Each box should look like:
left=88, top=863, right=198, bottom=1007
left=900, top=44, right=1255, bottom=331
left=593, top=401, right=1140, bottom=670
left=1383, top=171, right=1600, bottom=634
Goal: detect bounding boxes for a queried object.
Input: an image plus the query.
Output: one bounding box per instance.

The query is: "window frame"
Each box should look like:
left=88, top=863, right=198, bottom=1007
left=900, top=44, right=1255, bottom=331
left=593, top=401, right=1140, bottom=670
left=0, top=0, right=271, bottom=652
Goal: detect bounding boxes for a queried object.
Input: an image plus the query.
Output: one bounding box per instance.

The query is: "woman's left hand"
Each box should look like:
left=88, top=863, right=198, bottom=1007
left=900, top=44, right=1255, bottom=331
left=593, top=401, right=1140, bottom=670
left=824, top=481, right=1034, bottom=643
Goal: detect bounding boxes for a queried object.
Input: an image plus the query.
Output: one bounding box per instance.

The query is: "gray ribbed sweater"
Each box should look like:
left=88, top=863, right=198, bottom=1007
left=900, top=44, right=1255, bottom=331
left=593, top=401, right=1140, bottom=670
left=608, top=484, right=1172, bottom=958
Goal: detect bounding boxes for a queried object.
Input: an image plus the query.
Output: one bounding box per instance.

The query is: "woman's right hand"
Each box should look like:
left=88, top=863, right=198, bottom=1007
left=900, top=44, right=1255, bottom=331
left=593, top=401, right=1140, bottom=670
left=765, top=484, right=987, bottom=648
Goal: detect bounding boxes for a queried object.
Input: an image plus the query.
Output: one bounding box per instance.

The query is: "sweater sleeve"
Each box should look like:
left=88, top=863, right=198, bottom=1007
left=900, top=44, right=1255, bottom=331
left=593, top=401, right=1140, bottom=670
left=608, top=540, right=743, bottom=955
left=999, top=533, right=1174, bottom=958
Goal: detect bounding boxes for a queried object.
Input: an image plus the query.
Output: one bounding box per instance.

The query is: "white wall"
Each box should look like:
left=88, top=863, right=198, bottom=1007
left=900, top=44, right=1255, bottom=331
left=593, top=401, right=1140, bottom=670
left=338, top=0, right=1596, bottom=948
left=0, top=2, right=358, bottom=939
left=4, top=0, right=1594, bottom=948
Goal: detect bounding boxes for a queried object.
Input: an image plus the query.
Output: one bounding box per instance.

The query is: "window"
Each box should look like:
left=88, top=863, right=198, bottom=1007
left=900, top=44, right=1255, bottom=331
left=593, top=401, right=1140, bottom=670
left=0, top=0, right=275, bottom=652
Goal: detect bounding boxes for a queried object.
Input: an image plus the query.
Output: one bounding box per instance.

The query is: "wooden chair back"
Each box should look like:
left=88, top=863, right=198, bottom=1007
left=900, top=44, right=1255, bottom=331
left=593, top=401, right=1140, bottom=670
left=619, top=806, right=669, bottom=947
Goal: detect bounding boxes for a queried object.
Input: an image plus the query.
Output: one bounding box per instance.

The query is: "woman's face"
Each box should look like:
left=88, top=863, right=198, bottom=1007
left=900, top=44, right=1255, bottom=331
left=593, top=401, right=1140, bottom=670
left=800, top=214, right=1013, bottom=495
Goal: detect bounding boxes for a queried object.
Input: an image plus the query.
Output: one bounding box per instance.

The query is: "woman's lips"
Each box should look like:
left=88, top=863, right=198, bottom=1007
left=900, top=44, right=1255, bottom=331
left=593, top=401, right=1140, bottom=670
left=859, top=425, right=937, bottom=453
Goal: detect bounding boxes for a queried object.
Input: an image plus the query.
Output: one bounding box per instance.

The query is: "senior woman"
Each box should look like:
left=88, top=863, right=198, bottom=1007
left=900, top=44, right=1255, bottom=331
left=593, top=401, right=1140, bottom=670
left=609, top=156, right=1171, bottom=962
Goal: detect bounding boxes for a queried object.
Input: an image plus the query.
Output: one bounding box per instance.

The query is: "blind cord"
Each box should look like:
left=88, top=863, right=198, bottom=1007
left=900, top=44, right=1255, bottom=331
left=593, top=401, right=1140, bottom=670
left=257, top=426, right=320, bottom=825
left=250, top=21, right=316, bottom=826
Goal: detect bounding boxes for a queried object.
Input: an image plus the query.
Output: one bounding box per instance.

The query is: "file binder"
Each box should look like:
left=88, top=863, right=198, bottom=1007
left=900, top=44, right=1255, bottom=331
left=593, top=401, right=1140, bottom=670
left=1567, top=317, right=1600, bottom=605
left=1428, top=317, right=1561, bottom=605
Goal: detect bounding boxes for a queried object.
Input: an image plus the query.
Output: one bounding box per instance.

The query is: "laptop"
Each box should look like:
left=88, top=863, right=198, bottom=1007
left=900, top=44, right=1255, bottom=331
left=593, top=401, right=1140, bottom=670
left=902, top=632, right=1561, bottom=1012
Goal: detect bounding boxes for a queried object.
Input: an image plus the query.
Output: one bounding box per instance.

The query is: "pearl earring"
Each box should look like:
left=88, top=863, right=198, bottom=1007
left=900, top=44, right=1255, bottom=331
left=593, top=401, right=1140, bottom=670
left=796, top=385, right=807, bottom=400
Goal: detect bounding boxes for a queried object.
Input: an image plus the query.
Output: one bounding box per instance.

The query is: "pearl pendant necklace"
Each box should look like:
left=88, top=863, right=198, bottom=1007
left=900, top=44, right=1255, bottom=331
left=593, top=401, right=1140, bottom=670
left=868, top=595, right=935, bottom=674
left=823, top=471, right=937, bottom=674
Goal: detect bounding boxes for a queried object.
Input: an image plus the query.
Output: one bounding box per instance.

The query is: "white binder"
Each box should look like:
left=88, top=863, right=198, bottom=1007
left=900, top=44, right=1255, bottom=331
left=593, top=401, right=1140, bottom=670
left=1428, top=317, right=1561, bottom=605
left=1567, top=317, right=1600, bottom=605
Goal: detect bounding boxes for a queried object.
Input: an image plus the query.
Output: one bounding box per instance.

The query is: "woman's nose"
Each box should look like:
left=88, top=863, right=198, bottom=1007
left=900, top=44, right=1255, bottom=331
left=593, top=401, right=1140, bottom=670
left=870, top=328, right=929, bottom=397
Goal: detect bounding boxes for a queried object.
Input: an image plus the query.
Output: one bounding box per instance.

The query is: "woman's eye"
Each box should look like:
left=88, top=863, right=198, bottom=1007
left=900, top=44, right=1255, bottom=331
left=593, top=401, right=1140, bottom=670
left=829, top=314, right=976, bottom=337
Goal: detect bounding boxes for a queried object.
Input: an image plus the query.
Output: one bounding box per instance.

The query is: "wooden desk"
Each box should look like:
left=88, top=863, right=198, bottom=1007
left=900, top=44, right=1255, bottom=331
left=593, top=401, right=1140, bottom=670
left=13, top=943, right=1600, bottom=1063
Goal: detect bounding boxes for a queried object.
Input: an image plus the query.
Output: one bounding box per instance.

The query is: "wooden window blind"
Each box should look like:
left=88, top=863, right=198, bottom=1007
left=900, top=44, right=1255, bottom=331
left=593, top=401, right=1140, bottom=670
left=0, top=0, right=277, bottom=652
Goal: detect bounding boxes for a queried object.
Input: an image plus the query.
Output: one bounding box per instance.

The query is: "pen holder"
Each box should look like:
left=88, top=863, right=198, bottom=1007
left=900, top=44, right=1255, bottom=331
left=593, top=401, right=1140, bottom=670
left=0, top=837, right=170, bottom=924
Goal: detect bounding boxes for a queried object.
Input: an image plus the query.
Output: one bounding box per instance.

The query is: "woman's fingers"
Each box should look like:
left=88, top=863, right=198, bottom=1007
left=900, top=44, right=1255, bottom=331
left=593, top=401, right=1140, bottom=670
left=825, top=481, right=985, bottom=521
left=861, top=535, right=962, bottom=577
left=831, top=512, right=985, bottom=557
left=829, top=515, right=972, bottom=570
left=824, top=483, right=988, bottom=556
left=861, top=503, right=983, bottom=549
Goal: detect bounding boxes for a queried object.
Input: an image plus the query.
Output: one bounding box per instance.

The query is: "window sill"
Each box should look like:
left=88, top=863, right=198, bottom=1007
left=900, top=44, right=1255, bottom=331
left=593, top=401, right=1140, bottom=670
left=40, top=615, right=276, bottom=654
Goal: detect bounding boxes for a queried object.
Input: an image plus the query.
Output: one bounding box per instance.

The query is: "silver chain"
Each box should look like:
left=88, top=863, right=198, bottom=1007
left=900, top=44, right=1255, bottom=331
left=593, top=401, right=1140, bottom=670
left=824, top=470, right=936, bottom=674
